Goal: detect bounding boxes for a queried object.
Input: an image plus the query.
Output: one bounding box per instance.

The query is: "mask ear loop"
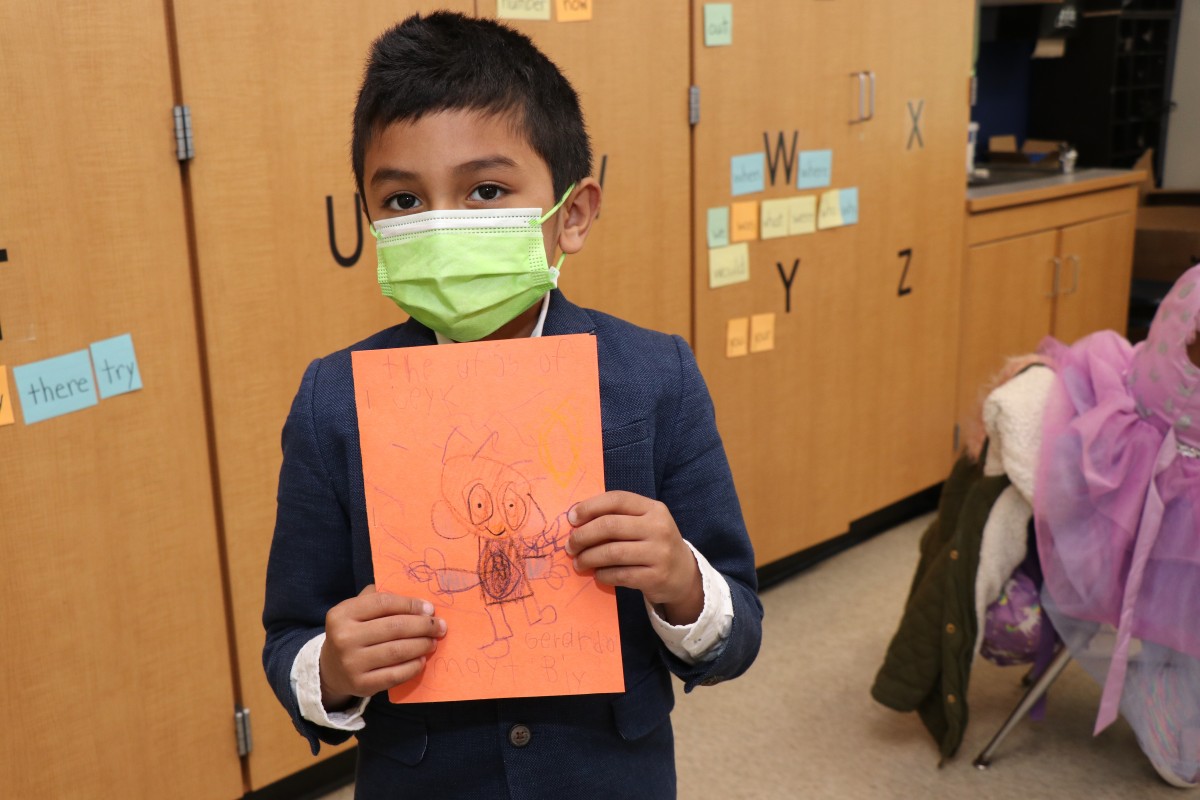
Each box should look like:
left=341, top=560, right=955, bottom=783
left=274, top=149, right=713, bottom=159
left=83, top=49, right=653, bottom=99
left=532, top=183, right=576, bottom=281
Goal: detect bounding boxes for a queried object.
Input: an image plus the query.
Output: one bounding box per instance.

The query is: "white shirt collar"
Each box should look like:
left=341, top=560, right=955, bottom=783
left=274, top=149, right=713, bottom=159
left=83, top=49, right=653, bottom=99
left=433, top=292, right=551, bottom=345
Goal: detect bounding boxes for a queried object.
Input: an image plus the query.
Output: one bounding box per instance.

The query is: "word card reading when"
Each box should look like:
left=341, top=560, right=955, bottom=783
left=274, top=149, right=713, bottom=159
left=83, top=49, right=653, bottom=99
left=797, top=150, right=833, bottom=190
left=12, top=350, right=98, bottom=424
left=731, top=153, right=765, bottom=197
left=353, top=335, right=623, bottom=703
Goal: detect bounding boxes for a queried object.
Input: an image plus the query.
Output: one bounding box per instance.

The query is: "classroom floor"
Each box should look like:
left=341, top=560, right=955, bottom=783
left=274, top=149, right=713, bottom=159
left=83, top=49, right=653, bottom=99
left=319, top=514, right=1183, bottom=799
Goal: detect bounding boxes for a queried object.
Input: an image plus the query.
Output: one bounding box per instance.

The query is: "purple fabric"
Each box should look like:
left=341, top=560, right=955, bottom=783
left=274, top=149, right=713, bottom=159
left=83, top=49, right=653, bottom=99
left=1034, top=265, right=1200, bottom=783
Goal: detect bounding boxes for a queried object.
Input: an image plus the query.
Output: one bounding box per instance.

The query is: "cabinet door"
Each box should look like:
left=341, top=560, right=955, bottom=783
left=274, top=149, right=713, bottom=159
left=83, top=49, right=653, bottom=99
left=171, top=1, right=472, bottom=789
left=854, top=0, right=973, bottom=515
left=1053, top=213, right=1135, bottom=344
left=956, top=231, right=1058, bottom=436
left=476, top=1, right=692, bottom=339
left=691, top=0, right=866, bottom=565
left=0, top=3, right=241, bottom=798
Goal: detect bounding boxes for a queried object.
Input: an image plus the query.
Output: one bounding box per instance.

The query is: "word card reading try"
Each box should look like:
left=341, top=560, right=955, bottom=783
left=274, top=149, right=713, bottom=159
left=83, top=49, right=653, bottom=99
left=90, top=333, right=142, bottom=399
left=353, top=335, right=623, bottom=703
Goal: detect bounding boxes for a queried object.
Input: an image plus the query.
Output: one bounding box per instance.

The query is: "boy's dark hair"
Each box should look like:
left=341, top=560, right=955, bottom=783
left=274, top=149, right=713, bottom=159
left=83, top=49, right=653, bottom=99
left=352, top=12, right=592, bottom=201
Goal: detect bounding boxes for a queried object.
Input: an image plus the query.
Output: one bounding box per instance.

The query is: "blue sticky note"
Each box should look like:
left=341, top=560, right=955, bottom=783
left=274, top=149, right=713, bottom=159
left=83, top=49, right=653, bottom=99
left=704, top=4, right=733, bottom=47
left=13, top=350, right=98, bottom=424
left=731, top=153, right=765, bottom=196
left=707, top=206, right=730, bottom=248
left=839, top=187, right=860, bottom=225
left=797, top=150, right=833, bottom=190
left=90, top=333, right=143, bottom=399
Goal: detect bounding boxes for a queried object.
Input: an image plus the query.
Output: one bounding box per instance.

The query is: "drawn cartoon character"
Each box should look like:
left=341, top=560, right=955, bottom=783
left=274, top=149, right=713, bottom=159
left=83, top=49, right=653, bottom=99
left=408, top=452, right=568, bottom=658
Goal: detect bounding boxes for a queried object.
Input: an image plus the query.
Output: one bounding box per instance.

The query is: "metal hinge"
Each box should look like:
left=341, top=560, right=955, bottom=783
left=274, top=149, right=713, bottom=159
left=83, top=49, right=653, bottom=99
left=952, top=423, right=961, bottom=453
left=688, top=85, right=700, bottom=126
left=235, top=707, right=253, bottom=757
left=173, top=105, right=194, bottom=161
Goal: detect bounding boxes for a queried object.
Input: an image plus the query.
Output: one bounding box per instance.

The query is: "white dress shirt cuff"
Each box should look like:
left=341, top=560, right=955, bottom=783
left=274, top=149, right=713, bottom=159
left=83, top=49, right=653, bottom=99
left=291, top=633, right=368, bottom=731
left=645, top=540, right=735, bottom=664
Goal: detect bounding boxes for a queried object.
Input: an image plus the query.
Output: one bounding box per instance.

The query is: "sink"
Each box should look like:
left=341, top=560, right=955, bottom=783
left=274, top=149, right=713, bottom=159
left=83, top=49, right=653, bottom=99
left=968, top=165, right=1062, bottom=188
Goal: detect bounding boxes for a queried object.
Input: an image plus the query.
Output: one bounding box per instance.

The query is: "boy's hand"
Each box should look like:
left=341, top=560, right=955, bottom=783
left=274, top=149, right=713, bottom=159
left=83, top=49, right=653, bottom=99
left=319, top=584, right=447, bottom=711
left=566, top=491, right=704, bottom=626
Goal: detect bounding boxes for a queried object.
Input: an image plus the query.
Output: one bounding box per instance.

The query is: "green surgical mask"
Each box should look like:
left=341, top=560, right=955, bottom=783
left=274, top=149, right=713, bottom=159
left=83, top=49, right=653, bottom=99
left=370, top=185, right=574, bottom=342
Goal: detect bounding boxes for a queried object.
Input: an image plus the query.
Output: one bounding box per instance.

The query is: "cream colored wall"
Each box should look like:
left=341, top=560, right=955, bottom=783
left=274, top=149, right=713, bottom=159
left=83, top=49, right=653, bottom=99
left=1165, top=0, right=1200, bottom=187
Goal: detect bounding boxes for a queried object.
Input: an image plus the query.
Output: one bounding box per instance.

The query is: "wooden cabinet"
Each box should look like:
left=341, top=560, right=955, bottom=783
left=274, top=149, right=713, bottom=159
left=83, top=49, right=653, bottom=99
left=690, top=0, right=973, bottom=566
left=0, top=4, right=242, bottom=798
left=957, top=182, right=1140, bottom=432
left=171, top=0, right=474, bottom=789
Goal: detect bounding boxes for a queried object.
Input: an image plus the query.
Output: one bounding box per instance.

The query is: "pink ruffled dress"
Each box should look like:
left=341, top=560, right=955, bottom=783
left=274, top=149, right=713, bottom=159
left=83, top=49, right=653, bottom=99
left=1035, top=264, right=1200, bottom=786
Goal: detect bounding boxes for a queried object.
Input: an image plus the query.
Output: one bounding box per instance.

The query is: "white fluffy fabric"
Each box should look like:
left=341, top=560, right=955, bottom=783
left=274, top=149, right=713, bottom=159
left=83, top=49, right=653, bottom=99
left=974, top=485, right=1034, bottom=656
left=981, top=366, right=1054, bottom=504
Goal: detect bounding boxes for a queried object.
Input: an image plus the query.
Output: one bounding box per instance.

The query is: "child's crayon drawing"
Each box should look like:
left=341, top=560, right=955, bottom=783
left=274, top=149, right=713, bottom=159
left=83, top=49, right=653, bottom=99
left=352, top=334, right=624, bottom=703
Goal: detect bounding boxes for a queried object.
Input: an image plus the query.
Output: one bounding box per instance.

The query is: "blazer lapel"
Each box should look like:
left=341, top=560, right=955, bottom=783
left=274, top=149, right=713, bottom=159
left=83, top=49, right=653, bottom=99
left=542, top=290, right=597, bottom=337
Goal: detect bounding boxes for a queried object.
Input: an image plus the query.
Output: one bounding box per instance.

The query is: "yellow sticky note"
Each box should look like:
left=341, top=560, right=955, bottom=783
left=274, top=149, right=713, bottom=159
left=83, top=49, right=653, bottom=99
left=0, top=366, right=14, bottom=426
left=726, top=318, right=749, bottom=358
left=760, top=198, right=790, bottom=240
left=708, top=242, right=750, bottom=289
left=555, top=0, right=592, bottom=21
left=788, top=196, right=817, bottom=235
left=750, top=313, right=776, bottom=353
left=817, top=189, right=843, bottom=230
left=498, top=0, right=552, bottom=20
left=730, top=201, right=759, bottom=242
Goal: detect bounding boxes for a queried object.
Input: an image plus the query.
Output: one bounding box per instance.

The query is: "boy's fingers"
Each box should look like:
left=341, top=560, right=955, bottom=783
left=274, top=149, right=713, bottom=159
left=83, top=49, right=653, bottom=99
left=566, top=513, right=643, bottom=556
left=355, top=591, right=436, bottom=621
left=359, top=659, right=429, bottom=696
left=354, top=613, right=447, bottom=649
left=567, top=491, right=652, bottom=527
left=357, top=636, right=439, bottom=675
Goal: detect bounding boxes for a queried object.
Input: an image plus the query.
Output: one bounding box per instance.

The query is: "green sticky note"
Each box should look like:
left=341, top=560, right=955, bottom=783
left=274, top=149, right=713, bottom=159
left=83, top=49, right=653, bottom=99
left=497, top=0, right=552, bottom=21
left=707, top=207, right=730, bottom=248
left=90, top=333, right=143, bottom=399
left=13, top=350, right=98, bottom=424
left=704, top=4, right=733, bottom=47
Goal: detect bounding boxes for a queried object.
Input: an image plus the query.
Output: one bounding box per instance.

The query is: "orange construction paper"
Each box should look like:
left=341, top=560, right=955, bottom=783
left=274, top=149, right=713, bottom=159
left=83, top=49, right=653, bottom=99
left=352, top=334, right=623, bottom=703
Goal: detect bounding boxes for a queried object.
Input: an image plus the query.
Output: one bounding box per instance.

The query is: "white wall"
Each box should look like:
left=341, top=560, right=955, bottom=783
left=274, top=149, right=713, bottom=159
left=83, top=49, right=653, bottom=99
left=1164, top=0, right=1200, bottom=187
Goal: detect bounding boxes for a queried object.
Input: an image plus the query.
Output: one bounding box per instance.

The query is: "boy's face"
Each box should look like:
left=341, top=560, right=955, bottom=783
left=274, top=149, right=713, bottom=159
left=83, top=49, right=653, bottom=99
left=361, top=109, right=563, bottom=263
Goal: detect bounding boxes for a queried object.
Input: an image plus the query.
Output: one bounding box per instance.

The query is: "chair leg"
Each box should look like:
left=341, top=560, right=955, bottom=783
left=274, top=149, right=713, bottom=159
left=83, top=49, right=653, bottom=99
left=974, top=647, right=1073, bottom=769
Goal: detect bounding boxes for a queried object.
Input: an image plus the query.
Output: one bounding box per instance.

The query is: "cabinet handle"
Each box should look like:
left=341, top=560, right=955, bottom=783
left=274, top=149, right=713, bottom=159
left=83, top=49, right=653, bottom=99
left=1065, top=254, right=1081, bottom=295
left=1048, top=257, right=1062, bottom=298
left=850, top=71, right=867, bottom=123
left=866, top=71, right=876, bottom=121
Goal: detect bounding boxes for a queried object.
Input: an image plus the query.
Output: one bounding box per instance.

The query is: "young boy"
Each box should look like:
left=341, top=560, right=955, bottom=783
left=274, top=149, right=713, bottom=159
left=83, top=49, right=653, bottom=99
left=262, top=12, right=762, bottom=799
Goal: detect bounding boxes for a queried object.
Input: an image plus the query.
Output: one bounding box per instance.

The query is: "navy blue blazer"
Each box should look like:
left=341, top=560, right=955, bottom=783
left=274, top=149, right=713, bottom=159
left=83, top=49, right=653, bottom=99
left=263, top=291, right=763, bottom=799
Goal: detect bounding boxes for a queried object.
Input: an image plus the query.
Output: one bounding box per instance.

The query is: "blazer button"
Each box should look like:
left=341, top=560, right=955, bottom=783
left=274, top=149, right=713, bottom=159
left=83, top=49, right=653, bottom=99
left=509, top=724, right=532, bottom=748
